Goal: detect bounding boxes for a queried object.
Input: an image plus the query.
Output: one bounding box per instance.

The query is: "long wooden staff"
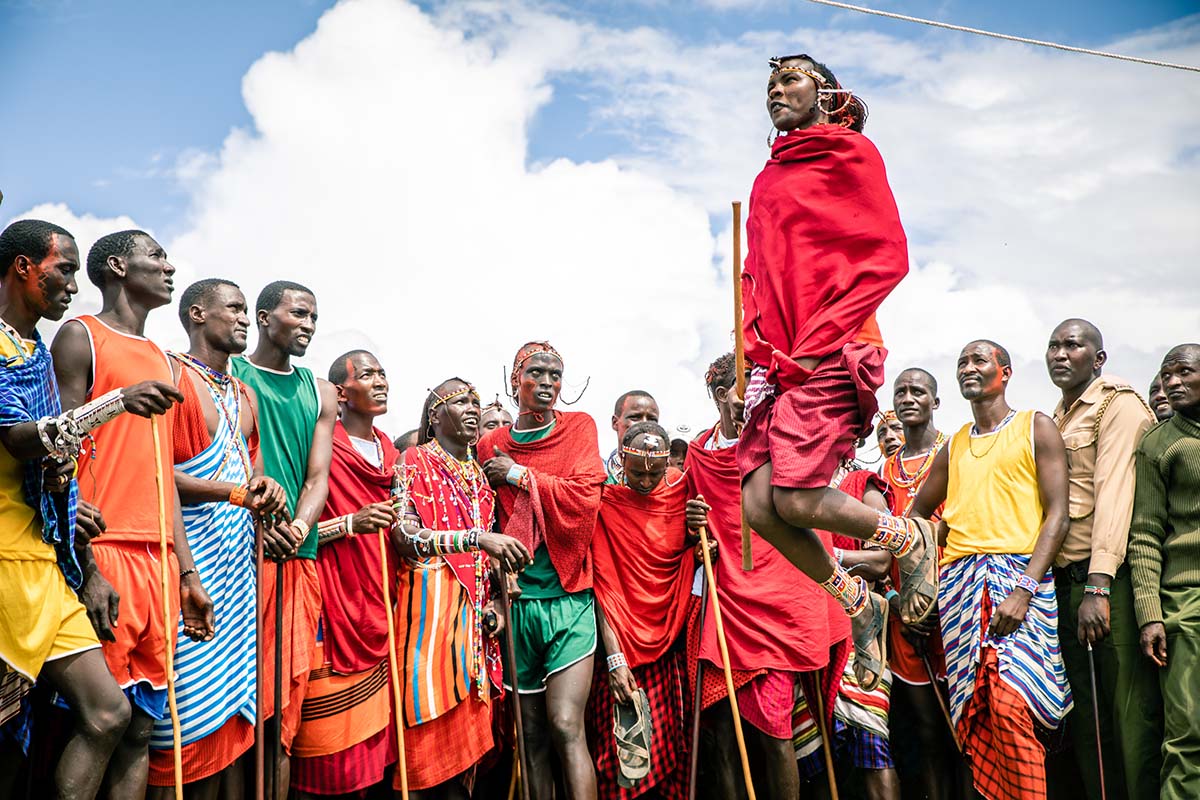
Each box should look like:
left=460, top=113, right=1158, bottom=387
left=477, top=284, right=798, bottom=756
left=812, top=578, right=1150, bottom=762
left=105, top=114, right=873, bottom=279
left=272, top=559, right=283, bottom=795
left=921, top=651, right=961, bottom=752
left=499, top=574, right=532, bottom=800
left=686, top=573, right=709, bottom=800
left=378, top=525, right=409, bottom=799
left=732, top=201, right=751, bottom=572
left=254, top=522, right=265, bottom=800
left=697, top=525, right=756, bottom=800
left=813, top=669, right=840, bottom=800
left=150, top=421, right=183, bottom=798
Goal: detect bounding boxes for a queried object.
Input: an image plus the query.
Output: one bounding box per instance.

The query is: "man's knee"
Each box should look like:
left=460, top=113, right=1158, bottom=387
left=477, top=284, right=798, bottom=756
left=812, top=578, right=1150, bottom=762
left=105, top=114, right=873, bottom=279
left=121, top=709, right=156, bottom=747
left=772, top=487, right=821, bottom=529
left=79, top=690, right=131, bottom=744
left=547, top=704, right=586, bottom=748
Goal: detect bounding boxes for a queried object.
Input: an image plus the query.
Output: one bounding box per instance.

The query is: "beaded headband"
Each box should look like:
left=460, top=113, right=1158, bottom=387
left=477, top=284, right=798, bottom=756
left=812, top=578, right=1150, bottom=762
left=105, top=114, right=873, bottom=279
left=875, top=409, right=898, bottom=433
left=621, top=445, right=671, bottom=459
left=429, top=383, right=478, bottom=411
left=768, top=56, right=855, bottom=117
left=510, top=341, right=563, bottom=387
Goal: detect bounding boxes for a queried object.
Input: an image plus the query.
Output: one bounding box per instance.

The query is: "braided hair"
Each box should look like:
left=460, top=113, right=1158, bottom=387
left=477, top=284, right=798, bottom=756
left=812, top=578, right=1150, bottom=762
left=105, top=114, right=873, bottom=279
left=704, top=352, right=737, bottom=397
left=771, top=53, right=868, bottom=133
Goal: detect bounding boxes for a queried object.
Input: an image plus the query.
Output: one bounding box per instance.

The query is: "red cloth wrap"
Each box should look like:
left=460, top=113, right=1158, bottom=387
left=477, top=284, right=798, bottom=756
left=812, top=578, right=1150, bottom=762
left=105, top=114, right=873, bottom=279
left=477, top=411, right=605, bottom=594
left=742, top=124, right=908, bottom=389
left=316, top=422, right=398, bottom=674
left=591, top=475, right=693, bottom=668
left=687, top=426, right=848, bottom=674
left=402, top=443, right=502, bottom=690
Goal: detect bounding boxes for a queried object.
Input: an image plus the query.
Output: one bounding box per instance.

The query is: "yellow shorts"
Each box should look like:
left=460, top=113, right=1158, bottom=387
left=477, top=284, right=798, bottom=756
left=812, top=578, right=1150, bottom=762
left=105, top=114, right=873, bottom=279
left=0, top=558, right=99, bottom=680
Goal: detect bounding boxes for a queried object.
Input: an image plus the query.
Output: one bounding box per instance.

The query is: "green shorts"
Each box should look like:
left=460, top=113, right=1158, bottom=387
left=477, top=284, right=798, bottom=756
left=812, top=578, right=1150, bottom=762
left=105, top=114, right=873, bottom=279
left=503, top=591, right=597, bottom=693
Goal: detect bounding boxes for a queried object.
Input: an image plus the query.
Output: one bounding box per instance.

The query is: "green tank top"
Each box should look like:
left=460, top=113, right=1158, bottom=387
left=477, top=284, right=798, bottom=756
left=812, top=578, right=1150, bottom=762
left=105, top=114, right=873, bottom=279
left=232, top=357, right=321, bottom=559
left=508, top=418, right=568, bottom=599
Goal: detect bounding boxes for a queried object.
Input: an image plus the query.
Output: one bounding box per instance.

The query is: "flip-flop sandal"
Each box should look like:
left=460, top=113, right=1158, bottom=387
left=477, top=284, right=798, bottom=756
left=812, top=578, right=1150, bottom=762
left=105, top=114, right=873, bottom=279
left=853, top=591, right=889, bottom=693
left=614, top=688, right=653, bottom=787
left=897, top=517, right=939, bottom=626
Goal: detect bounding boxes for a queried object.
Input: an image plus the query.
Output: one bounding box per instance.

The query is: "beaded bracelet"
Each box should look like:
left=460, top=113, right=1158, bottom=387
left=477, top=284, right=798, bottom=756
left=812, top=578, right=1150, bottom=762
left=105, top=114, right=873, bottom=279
left=1015, top=574, right=1040, bottom=595
left=1083, top=585, right=1111, bottom=597
left=607, top=652, right=628, bottom=672
left=409, top=528, right=482, bottom=558
left=317, top=517, right=348, bottom=544
left=505, top=464, right=529, bottom=490
left=228, top=485, right=249, bottom=508
left=884, top=588, right=899, bottom=603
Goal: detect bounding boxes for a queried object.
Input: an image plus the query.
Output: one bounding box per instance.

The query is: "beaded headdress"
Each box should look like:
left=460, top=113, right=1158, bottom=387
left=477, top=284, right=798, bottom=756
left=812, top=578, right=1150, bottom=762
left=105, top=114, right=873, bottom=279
left=768, top=54, right=857, bottom=120
left=429, top=381, right=479, bottom=412
left=509, top=341, right=563, bottom=389
left=875, top=409, right=898, bottom=435
left=622, top=433, right=670, bottom=470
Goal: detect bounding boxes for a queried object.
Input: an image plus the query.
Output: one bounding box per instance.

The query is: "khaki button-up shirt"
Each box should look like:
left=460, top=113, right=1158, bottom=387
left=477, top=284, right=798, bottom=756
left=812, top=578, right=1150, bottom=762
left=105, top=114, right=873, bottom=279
left=1053, top=375, right=1154, bottom=576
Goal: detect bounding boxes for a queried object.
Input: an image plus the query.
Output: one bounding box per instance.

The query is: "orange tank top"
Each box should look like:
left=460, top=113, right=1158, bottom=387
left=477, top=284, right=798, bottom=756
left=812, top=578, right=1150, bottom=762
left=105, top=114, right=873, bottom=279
left=74, top=315, right=175, bottom=544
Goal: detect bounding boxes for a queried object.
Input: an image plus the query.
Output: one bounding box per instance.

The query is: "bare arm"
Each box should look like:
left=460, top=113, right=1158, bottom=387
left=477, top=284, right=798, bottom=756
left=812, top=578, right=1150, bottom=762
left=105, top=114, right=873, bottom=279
left=909, top=446, right=949, bottom=520
left=172, top=482, right=214, bottom=641
left=596, top=601, right=637, bottom=704
left=292, top=379, right=338, bottom=532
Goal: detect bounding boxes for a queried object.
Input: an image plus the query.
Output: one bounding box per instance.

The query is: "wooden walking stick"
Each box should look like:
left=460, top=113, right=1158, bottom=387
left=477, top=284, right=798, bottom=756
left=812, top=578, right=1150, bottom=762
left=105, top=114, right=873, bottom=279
left=499, top=573, right=532, bottom=800
left=254, top=521, right=265, bottom=800
left=813, top=669, right=841, bottom=800
left=921, top=651, right=961, bottom=752
left=731, top=201, right=752, bottom=573
left=378, top=524, right=410, bottom=800
left=272, top=557, right=283, bottom=795
left=1087, top=642, right=1108, bottom=800
left=687, top=573, right=710, bottom=800
left=150, top=421, right=183, bottom=798
left=698, top=525, right=756, bottom=800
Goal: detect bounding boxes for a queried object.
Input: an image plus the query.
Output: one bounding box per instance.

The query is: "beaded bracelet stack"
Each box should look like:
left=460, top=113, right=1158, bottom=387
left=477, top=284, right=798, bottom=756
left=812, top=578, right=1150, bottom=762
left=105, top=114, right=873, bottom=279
left=505, top=464, right=530, bottom=491
left=317, top=515, right=356, bottom=544
left=1015, top=574, right=1040, bottom=595
left=36, top=389, right=126, bottom=461
left=1083, top=584, right=1111, bottom=598
left=408, top=528, right=482, bottom=559
left=606, top=652, right=628, bottom=673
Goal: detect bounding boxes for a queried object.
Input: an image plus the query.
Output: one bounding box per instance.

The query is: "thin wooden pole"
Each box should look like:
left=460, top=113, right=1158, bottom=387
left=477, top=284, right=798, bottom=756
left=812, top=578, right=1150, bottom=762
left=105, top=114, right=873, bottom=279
left=272, top=560, right=283, bottom=795
left=813, top=668, right=841, bottom=800
left=253, top=522, right=265, bottom=800
left=921, top=652, right=961, bottom=752
left=698, top=525, right=756, bottom=800
left=732, top=201, right=752, bottom=572
left=499, top=575, right=532, bottom=800
left=379, top=527, right=410, bottom=799
left=150, top=421, right=183, bottom=798
left=687, top=572, right=710, bottom=800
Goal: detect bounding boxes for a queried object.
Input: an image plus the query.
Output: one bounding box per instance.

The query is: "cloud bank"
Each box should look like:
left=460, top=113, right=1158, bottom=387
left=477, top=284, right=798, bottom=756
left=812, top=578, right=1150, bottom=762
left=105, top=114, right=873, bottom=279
left=9, top=0, right=1198, bottom=449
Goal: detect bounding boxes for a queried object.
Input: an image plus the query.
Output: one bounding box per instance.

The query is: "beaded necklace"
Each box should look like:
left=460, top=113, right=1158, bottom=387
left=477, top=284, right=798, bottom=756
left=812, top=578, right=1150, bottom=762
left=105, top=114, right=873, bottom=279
left=169, top=352, right=252, bottom=477
left=887, top=431, right=947, bottom=489
left=420, top=439, right=490, bottom=697
left=0, top=316, right=33, bottom=366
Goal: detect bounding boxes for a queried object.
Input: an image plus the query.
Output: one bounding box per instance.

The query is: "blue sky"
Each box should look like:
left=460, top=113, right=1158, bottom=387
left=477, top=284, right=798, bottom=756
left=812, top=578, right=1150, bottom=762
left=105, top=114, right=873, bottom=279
left=2, top=0, right=1197, bottom=436
left=2, top=0, right=1194, bottom=236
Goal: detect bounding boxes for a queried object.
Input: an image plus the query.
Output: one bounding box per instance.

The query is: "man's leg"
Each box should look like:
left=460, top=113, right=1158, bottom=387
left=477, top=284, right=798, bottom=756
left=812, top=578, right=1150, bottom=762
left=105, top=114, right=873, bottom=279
left=861, top=767, right=901, bottom=800
left=1108, top=568, right=1163, bottom=800
left=700, top=704, right=743, bottom=800
left=891, top=679, right=954, bottom=800
left=1159, top=587, right=1200, bottom=800
left=105, top=705, right=155, bottom=799
left=543, top=657, right=597, bottom=800
left=41, top=649, right=131, bottom=799
left=744, top=722, right=799, bottom=800
left=517, top=691, right=555, bottom=800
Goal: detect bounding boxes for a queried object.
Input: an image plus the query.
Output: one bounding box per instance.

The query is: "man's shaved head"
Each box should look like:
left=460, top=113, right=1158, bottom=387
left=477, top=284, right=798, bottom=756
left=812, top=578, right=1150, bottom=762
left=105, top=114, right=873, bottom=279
left=1052, top=318, right=1104, bottom=350
left=896, top=367, right=937, bottom=396
left=1163, top=343, right=1200, bottom=364
left=964, top=339, right=1011, bottom=369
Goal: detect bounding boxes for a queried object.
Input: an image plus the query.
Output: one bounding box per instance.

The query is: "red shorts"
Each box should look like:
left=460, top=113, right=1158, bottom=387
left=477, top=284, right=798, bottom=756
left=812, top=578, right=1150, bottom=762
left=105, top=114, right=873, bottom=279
left=93, top=541, right=179, bottom=691
left=738, top=343, right=884, bottom=489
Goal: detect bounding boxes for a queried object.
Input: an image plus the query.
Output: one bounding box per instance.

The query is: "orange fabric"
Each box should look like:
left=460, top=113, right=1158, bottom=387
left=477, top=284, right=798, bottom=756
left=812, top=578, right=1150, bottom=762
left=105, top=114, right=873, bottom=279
left=92, top=541, right=178, bottom=689
left=881, top=451, right=947, bottom=684
left=394, top=689, right=493, bottom=791
left=73, top=315, right=176, bottom=544
left=169, top=364, right=260, bottom=467
left=291, top=640, right=390, bottom=758
left=146, top=713, right=253, bottom=785
left=260, top=557, right=322, bottom=750
left=591, top=476, right=693, bottom=668
left=853, top=313, right=884, bottom=349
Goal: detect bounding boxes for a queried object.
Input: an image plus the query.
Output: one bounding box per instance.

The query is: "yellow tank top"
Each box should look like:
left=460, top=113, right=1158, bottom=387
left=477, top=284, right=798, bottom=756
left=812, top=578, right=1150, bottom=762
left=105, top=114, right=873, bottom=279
left=0, top=335, right=54, bottom=561
left=941, top=409, right=1043, bottom=564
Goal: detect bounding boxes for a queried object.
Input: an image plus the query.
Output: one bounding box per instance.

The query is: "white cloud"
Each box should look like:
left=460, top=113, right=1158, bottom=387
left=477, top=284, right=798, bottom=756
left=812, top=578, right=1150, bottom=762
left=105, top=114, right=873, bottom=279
left=9, top=0, right=1198, bottom=451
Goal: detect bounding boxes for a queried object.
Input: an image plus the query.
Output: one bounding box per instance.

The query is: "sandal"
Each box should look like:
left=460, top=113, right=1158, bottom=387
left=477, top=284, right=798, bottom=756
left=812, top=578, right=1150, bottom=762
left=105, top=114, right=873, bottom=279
left=897, top=517, right=939, bottom=626
left=852, top=591, right=889, bottom=692
left=614, top=687, right=653, bottom=788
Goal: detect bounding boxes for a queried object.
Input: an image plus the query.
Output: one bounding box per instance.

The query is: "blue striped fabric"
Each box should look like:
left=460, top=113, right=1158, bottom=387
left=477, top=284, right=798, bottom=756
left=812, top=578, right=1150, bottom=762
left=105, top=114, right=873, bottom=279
left=939, top=553, right=1072, bottom=731
left=149, top=375, right=257, bottom=749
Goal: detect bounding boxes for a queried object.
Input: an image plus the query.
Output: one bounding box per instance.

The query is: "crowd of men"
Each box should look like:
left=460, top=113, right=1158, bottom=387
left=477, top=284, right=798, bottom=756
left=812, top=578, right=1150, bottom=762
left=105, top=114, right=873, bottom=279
left=1, top=52, right=1197, bottom=800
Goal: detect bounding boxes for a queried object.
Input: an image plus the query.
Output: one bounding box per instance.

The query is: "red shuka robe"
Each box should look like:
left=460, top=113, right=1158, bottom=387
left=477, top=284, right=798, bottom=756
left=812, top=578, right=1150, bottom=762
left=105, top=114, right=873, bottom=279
left=742, top=124, right=909, bottom=389
left=591, top=474, right=694, bottom=668
left=686, top=425, right=848, bottom=673
left=316, top=421, right=398, bottom=674
left=477, top=411, right=605, bottom=594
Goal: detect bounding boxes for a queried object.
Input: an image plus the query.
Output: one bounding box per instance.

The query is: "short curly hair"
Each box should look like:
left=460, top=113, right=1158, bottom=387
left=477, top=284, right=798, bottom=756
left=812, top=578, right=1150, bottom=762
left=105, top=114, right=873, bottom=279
left=0, top=219, right=74, bottom=278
